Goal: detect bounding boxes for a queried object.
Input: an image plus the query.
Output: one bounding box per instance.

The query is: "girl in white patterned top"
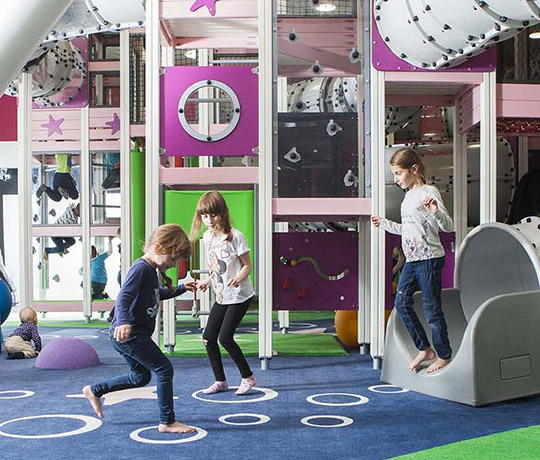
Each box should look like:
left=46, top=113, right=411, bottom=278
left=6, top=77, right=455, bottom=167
left=372, top=148, right=453, bottom=373
left=190, top=191, right=256, bottom=396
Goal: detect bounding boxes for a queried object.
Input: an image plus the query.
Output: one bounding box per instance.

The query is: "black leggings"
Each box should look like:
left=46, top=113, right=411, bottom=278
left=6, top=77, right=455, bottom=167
left=202, top=298, right=253, bottom=382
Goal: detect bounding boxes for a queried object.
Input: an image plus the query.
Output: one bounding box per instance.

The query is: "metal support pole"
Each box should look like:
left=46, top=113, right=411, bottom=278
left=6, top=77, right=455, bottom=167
left=369, top=66, right=386, bottom=366
left=120, top=29, right=132, bottom=279
left=80, top=106, right=92, bottom=321
left=258, top=0, right=277, bottom=369
left=196, top=48, right=214, bottom=330
left=146, top=0, right=161, bottom=344
left=18, top=72, right=33, bottom=309
left=358, top=219, right=370, bottom=353
left=452, top=104, right=467, bottom=258
left=161, top=43, right=176, bottom=351
left=479, top=71, right=497, bottom=224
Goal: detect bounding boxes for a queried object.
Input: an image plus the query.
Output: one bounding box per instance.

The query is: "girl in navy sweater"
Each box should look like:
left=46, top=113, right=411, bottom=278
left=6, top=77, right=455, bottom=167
left=83, top=224, right=196, bottom=434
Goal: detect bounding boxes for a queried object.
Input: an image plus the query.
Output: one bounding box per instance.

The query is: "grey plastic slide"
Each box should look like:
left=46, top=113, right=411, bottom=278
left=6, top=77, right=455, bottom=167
left=381, top=217, right=540, bottom=406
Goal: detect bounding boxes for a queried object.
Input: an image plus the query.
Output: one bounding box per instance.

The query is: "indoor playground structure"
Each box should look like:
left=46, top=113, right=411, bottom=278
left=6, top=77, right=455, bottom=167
left=1, top=0, right=540, bottom=459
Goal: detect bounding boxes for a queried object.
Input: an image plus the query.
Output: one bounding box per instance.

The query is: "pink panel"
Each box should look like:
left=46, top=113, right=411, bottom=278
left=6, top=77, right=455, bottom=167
left=160, top=66, right=258, bottom=157
left=160, top=166, right=258, bottom=185
left=0, top=95, right=17, bottom=141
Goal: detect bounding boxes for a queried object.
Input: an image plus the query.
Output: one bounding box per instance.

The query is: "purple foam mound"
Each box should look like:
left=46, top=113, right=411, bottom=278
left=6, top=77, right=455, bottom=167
left=35, top=338, right=101, bottom=370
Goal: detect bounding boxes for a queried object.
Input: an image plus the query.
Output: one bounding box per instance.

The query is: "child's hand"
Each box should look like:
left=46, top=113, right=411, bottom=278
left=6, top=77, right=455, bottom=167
left=114, top=324, right=132, bottom=343
left=423, top=197, right=438, bottom=214
left=371, top=216, right=381, bottom=227
left=184, top=281, right=197, bottom=292
left=227, top=276, right=242, bottom=288
left=197, top=280, right=211, bottom=292
left=163, top=274, right=175, bottom=293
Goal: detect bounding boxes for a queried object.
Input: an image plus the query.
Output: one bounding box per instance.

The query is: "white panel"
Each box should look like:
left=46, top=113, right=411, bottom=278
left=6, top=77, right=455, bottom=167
left=0, top=0, right=73, bottom=94
left=90, top=0, right=145, bottom=27
left=374, top=0, right=538, bottom=69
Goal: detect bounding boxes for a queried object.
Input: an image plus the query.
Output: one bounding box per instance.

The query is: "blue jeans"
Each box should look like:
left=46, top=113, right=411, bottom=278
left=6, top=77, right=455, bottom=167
left=91, top=333, right=176, bottom=425
left=45, top=237, right=76, bottom=254
left=394, top=256, right=452, bottom=360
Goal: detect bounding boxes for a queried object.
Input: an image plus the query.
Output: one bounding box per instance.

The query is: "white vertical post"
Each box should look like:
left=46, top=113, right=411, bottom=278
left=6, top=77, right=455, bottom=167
left=479, top=71, right=497, bottom=224
left=120, top=29, right=132, bottom=279
left=17, top=72, right=33, bottom=309
left=146, top=0, right=161, bottom=344
left=145, top=0, right=160, bottom=238
left=358, top=219, right=370, bottom=352
left=258, top=0, right=276, bottom=369
left=276, top=77, right=289, bottom=333
left=518, top=137, right=529, bottom=181
left=161, top=44, right=176, bottom=352
left=452, top=104, right=467, bottom=258
left=369, top=66, right=386, bottom=368
left=80, top=106, right=92, bottom=320
left=197, top=48, right=213, bottom=330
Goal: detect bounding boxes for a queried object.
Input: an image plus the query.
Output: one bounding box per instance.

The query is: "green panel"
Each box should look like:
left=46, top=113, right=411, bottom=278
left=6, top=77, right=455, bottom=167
left=131, top=141, right=145, bottom=261
left=163, top=190, right=255, bottom=283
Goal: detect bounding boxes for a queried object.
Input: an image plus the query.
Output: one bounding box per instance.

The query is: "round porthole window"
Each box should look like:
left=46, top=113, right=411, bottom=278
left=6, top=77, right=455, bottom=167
left=178, top=79, right=241, bottom=142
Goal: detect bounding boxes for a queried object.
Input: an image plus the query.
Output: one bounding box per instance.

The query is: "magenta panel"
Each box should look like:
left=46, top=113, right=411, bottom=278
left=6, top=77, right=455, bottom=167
left=160, top=66, right=258, bottom=157
left=385, top=232, right=456, bottom=310
left=371, top=7, right=497, bottom=72
left=273, top=232, right=358, bottom=311
left=0, top=95, right=17, bottom=142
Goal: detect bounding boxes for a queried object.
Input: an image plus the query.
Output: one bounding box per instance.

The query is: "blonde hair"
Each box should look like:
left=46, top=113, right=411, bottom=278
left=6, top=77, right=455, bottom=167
left=189, top=191, right=232, bottom=242
left=20, top=307, right=37, bottom=325
left=389, top=147, right=427, bottom=184
left=145, top=224, right=192, bottom=260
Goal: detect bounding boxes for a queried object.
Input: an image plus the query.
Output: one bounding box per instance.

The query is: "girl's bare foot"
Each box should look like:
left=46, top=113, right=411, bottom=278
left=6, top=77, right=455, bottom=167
left=408, top=348, right=436, bottom=372
left=427, top=358, right=452, bottom=373
left=158, top=422, right=196, bottom=434
left=83, top=385, right=103, bottom=419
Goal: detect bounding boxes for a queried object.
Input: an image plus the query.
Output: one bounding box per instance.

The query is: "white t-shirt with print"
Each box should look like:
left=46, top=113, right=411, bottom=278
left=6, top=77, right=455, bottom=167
left=202, top=227, right=254, bottom=305
left=381, top=185, right=453, bottom=262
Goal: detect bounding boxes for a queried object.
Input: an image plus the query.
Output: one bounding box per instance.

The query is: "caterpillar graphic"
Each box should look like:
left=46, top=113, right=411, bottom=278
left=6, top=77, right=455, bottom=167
left=279, top=256, right=349, bottom=281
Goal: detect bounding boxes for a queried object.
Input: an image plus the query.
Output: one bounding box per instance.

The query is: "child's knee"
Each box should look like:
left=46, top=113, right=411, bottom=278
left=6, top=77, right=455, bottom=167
left=218, top=335, right=234, bottom=347
left=134, top=370, right=152, bottom=387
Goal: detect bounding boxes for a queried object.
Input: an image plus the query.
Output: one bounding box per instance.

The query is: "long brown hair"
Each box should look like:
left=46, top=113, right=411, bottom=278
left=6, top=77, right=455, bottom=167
left=189, top=191, right=232, bottom=241
left=389, top=147, right=427, bottom=184
left=145, top=224, right=192, bottom=260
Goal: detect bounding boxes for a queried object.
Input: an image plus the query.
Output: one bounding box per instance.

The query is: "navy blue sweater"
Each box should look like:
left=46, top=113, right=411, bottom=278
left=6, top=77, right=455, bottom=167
left=112, top=258, right=185, bottom=336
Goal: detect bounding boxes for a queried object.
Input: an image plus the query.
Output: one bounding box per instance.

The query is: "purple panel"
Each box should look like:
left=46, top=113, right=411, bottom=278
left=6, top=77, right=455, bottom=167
left=371, top=5, right=497, bottom=73
left=273, top=232, right=358, bottom=311
left=385, top=233, right=456, bottom=310
left=33, top=37, right=89, bottom=109
left=160, top=66, right=258, bottom=157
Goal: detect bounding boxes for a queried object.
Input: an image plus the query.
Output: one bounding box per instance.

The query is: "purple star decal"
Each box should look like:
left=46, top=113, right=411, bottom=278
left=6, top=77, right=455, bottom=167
left=41, top=115, right=64, bottom=137
left=190, top=0, right=222, bottom=16
left=105, top=113, right=120, bottom=135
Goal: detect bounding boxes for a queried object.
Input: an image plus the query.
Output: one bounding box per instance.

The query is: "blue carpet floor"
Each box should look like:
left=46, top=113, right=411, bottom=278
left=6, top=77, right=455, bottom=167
left=1, top=326, right=540, bottom=460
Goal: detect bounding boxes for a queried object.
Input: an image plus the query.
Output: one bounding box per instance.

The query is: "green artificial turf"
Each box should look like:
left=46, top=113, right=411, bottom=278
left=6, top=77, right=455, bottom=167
left=389, top=426, right=540, bottom=460
left=162, top=332, right=347, bottom=357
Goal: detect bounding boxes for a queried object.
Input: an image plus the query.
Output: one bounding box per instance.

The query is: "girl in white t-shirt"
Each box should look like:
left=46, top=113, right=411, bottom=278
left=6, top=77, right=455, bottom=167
left=190, top=191, right=256, bottom=396
left=372, top=148, right=454, bottom=374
